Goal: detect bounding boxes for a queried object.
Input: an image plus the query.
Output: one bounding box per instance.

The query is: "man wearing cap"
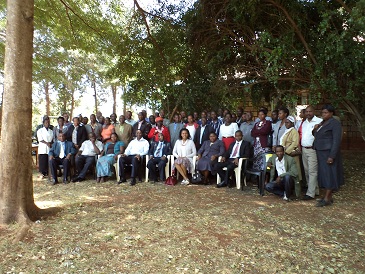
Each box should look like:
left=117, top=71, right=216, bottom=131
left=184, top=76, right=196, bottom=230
left=148, top=116, right=171, bottom=143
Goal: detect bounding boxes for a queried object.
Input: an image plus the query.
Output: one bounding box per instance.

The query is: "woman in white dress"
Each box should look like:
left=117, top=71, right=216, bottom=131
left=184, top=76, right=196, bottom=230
left=173, top=128, right=197, bottom=185
left=218, top=113, right=239, bottom=150
left=184, top=114, right=198, bottom=141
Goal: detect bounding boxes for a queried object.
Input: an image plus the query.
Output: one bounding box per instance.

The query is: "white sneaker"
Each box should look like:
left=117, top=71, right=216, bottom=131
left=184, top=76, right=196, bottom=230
left=181, top=179, right=190, bottom=185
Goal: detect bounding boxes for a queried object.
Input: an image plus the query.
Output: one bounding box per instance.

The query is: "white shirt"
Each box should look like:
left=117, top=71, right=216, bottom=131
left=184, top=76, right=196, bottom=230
left=229, top=140, right=242, bottom=158
left=37, top=127, right=54, bottom=154
left=199, top=125, right=206, bottom=144
left=219, top=123, right=239, bottom=140
left=301, top=116, right=322, bottom=147
left=125, top=137, right=149, bottom=156
left=186, top=124, right=196, bottom=140
left=79, top=140, right=103, bottom=156
left=275, top=157, right=286, bottom=176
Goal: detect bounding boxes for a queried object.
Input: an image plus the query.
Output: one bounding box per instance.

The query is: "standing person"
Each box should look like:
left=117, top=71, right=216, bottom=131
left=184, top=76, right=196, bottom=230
left=301, top=105, right=323, bottom=200
left=295, top=108, right=306, bottom=143
left=240, top=111, right=255, bottom=146
left=272, top=106, right=289, bottom=150
left=96, top=133, right=125, bottom=183
left=63, top=112, right=71, bottom=127
left=73, top=132, right=103, bottom=182
left=173, top=128, right=197, bottom=185
left=110, top=113, right=118, bottom=126
left=37, top=117, right=54, bottom=178
left=132, top=112, right=152, bottom=140
left=96, top=111, right=103, bottom=124
left=85, top=114, right=102, bottom=140
left=115, top=115, right=133, bottom=147
left=313, top=105, right=344, bottom=207
left=236, top=107, right=244, bottom=126
left=271, top=110, right=279, bottom=125
left=66, top=117, right=88, bottom=150
left=148, top=117, right=171, bottom=143
left=281, top=116, right=302, bottom=197
left=159, top=109, right=170, bottom=127
left=125, top=110, right=136, bottom=126
left=194, top=117, right=215, bottom=150
left=251, top=109, right=272, bottom=170
left=196, top=132, right=225, bottom=185
left=184, top=114, right=199, bottom=141
left=219, top=113, right=239, bottom=151
left=149, top=115, right=156, bottom=127
left=209, top=111, right=222, bottom=136
left=53, top=116, right=68, bottom=143
left=168, top=114, right=184, bottom=148
left=101, top=117, right=115, bottom=144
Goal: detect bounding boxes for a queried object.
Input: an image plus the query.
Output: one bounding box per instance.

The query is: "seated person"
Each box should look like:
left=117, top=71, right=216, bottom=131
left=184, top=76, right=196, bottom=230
left=196, top=132, right=225, bottom=185
left=148, top=117, right=171, bottom=143
left=147, top=133, right=172, bottom=183
left=215, top=130, right=250, bottom=188
left=49, top=132, right=76, bottom=185
left=265, top=145, right=298, bottom=201
left=118, top=129, right=150, bottom=186
left=172, top=128, right=197, bottom=185
left=73, top=132, right=103, bottom=182
left=96, top=133, right=125, bottom=183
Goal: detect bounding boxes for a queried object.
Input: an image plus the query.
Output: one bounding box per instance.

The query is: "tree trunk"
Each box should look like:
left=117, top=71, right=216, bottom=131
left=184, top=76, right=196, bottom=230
left=45, top=82, right=50, bottom=116
left=70, top=89, right=75, bottom=119
left=93, top=80, right=98, bottom=114
left=0, top=0, right=39, bottom=224
left=112, top=85, right=117, bottom=114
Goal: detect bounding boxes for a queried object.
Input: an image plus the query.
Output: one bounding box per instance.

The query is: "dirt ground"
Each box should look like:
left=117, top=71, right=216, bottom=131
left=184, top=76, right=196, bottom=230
left=0, top=151, right=364, bottom=273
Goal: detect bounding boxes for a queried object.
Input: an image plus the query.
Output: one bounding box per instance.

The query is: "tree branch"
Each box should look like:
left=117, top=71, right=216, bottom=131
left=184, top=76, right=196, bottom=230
left=335, top=0, right=352, bottom=13
left=133, top=0, right=168, bottom=64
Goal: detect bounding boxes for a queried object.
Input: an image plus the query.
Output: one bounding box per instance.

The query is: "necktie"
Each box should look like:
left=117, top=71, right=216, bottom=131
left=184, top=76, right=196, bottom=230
left=155, top=142, right=162, bottom=158
left=232, top=142, right=239, bottom=157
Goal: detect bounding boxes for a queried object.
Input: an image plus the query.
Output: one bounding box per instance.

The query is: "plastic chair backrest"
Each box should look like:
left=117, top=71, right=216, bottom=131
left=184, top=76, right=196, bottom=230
left=265, top=153, right=273, bottom=170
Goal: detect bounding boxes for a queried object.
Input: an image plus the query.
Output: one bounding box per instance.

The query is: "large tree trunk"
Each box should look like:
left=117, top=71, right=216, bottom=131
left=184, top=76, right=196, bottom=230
left=112, top=85, right=117, bottom=114
left=45, top=82, right=50, bottom=116
left=0, top=0, right=38, bottom=224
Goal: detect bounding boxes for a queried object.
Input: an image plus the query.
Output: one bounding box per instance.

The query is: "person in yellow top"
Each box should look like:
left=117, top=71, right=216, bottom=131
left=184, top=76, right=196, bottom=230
left=115, top=115, right=133, bottom=146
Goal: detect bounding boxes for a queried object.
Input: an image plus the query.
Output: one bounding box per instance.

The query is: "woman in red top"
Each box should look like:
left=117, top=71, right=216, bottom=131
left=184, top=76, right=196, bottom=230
left=101, top=117, right=115, bottom=143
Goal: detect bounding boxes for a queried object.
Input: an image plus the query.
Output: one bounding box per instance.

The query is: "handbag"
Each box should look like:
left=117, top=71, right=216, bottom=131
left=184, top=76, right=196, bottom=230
left=191, top=164, right=204, bottom=184
left=289, top=147, right=302, bottom=156
left=165, top=170, right=177, bottom=186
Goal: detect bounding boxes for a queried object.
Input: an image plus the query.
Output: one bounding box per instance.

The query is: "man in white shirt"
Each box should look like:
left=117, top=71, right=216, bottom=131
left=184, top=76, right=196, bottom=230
left=118, top=129, right=150, bottom=185
left=266, top=145, right=298, bottom=200
left=301, top=106, right=323, bottom=200
left=72, top=133, right=103, bottom=182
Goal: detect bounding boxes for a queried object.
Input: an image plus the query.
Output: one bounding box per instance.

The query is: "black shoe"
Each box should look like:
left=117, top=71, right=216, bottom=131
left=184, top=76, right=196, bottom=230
left=315, top=199, right=332, bottom=207
left=117, top=178, right=127, bottom=184
left=50, top=179, right=58, bottom=185
left=217, top=181, right=227, bottom=188
left=77, top=178, right=84, bottom=182
left=302, top=195, right=314, bottom=200
left=130, top=179, right=136, bottom=186
left=63, top=179, right=70, bottom=184
left=72, top=177, right=80, bottom=182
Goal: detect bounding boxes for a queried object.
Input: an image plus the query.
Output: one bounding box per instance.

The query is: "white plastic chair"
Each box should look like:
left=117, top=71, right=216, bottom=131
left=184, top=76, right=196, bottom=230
left=216, top=157, right=248, bottom=189
left=170, top=155, right=198, bottom=180
left=145, top=155, right=172, bottom=182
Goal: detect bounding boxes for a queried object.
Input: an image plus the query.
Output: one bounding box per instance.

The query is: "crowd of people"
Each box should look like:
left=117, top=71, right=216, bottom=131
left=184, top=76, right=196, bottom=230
left=35, top=105, right=344, bottom=207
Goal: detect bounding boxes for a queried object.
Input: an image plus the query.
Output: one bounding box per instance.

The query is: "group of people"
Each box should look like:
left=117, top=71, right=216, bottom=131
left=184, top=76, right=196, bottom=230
left=35, top=104, right=344, bottom=207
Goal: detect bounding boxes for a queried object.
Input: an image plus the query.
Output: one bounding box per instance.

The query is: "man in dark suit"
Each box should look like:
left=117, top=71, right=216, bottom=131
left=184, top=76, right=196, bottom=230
left=49, top=133, right=76, bottom=185
left=215, top=130, right=250, bottom=188
left=132, top=112, right=152, bottom=140
left=147, top=133, right=172, bottom=183
left=194, top=117, right=215, bottom=150
left=66, top=117, right=88, bottom=150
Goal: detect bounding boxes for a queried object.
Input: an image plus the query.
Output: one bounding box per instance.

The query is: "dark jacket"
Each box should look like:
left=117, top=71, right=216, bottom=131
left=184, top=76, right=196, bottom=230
left=148, top=141, right=172, bottom=157
left=194, top=124, right=215, bottom=149
left=49, top=141, right=76, bottom=158
left=313, top=117, right=342, bottom=159
left=223, top=140, right=250, bottom=159
left=251, top=120, right=272, bottom=148
left=132, top=120, right=152, bottom=140
left=66, top=124, right=88, bottom=147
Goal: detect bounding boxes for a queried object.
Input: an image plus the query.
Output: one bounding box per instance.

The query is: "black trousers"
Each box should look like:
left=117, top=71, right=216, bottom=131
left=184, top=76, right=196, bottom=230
left=75, top=155, right=95, bottom=179
left=265, top=175, right=294, bottom=197
left=215, top=158, right=237, bottom=185
left=119, top=155, right=141, bottom=180
left=147, top=157, right=168, bottom=181
left=49, top=157, right=71, bottom=181
left=38, top=154, right=49, bottom=176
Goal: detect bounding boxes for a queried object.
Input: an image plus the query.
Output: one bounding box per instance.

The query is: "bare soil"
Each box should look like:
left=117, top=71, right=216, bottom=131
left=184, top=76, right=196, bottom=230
left=0, top=151, right=364, bottom=273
